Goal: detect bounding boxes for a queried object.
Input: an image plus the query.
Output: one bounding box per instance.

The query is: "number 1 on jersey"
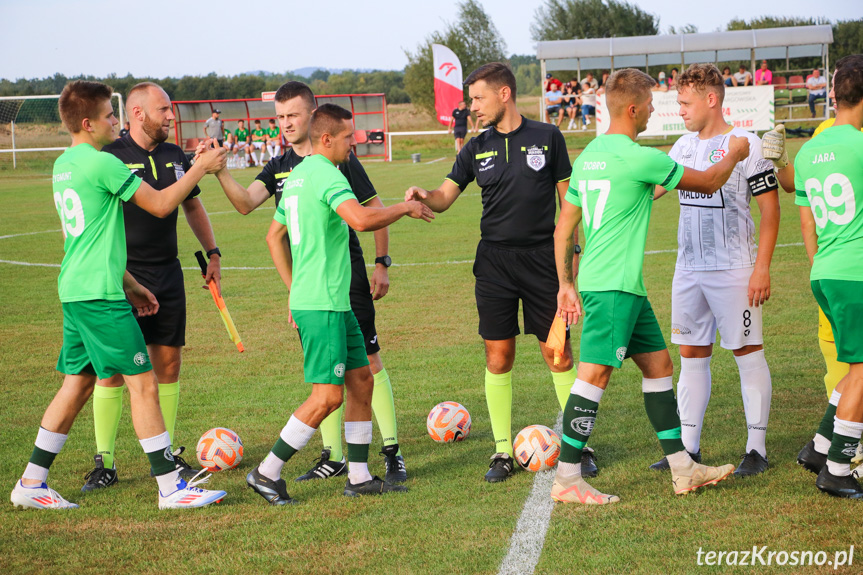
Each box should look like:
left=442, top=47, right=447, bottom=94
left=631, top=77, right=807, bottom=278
left=579, top=180, right=610, bottom=230
left=284, top=194, right=301, bottom=245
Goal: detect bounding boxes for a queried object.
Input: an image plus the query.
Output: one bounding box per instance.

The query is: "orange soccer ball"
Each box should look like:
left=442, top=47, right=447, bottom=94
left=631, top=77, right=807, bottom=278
left=427, top=402, right=471, bottom=443
left=196, top=427, right=244, bottom=471
left=514, top=425, right=561, bottom=472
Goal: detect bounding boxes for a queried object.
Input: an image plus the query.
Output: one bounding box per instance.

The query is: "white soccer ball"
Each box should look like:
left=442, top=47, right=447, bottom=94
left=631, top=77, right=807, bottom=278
left=427, top=401, right=471, bottom=443
left=513, top=425, right=561, bottom=472
left=196, top=427, right=244, bottom=471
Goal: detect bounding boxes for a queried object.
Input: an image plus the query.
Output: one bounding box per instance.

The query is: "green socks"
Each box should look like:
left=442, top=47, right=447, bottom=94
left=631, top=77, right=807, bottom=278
left=560, top=379, right=603, bottom=464
left=485, top=369, right=513, bottom=456
left=643, top=377, right=686, bottom=455
left=551, top=368, right=576, bottom=411
left=371, top=368, right=400, bottom=455
left=93, top=385, right=124, bottom=468
left=319, top=405, right=344, bottom=462
left=158, top=382, right=180, bottom=445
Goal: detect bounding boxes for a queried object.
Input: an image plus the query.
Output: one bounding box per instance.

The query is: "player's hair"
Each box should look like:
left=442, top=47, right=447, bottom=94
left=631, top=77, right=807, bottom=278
left=834, top=55, right=863, bottom=108
left=254, top=119, right=261, bottom=125
left=464, top=62, right=517, bottom=100
left=274, top=81, right=316, bottom=109
left=238, top=119, right=245, bottom=124
left=125, top=82, right=166, bottom=115
left=677, top=63, right=725, bottom=105
left=309, top=103, right=352, bottom=142
left=604, top=69, right=655, bottom=116
left=58, top=80, right=114, bottom=134
left=268, top=118, right=276, bottom=123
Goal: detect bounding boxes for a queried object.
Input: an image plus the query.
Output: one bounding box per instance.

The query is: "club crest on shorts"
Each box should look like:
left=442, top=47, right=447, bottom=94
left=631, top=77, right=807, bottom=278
left=616, top=347, right=627, bottom=362
left=134, top=352, right=147, bottom=366
left=172, top=162, right=185, bottom=180
left=526, top=145, right=546, bottom=172
left=334, top=363, right=346, bottom=378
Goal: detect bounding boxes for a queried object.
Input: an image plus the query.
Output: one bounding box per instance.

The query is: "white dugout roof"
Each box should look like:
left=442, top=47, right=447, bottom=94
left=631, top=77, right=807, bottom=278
left=537, top=25, right=834, bottom=74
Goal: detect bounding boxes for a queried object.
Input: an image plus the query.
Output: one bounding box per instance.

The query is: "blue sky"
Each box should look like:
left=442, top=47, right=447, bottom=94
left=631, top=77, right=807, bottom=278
left=1, top=0, right=858, bottom=80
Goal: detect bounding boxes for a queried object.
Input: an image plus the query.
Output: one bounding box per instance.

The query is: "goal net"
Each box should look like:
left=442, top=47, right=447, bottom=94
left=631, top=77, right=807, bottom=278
left=0, top=93, right=124, bottom=173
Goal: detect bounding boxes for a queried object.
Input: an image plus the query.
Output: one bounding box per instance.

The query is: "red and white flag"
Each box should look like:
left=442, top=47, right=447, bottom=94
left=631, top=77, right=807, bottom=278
left=433, top=44, right=463, bottom=127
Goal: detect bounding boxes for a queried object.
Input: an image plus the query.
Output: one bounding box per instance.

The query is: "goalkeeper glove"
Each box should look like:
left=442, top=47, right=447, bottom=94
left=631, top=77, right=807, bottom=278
left=761, top=124, right=788, bottom=170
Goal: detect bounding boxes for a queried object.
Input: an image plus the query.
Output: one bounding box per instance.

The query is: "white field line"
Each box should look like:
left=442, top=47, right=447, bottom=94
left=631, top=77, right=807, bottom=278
left=498, top=411, right=564, bottom=575
left=0, top=243, right=806, bottom=270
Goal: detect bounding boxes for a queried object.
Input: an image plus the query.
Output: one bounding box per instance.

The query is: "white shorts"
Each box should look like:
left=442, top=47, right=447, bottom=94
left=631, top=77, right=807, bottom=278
left=252, top=141, right=265, bottom=149
left=224, top=142, right=234, bottom=150
left=670, top=267, right=763, bottom=350
left=236, top=141, right=248, bottom=149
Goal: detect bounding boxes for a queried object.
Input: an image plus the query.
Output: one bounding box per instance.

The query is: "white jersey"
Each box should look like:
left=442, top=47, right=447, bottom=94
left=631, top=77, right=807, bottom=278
left=669, top=127, right=777, bottom=271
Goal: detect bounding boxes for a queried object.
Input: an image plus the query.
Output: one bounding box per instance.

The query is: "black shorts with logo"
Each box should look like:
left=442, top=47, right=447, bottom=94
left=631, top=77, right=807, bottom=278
left=349, top=256, right=380, bottom=356
left=473, top=240, right=568, bottom=343
left=127, top=259, right=186, bottom=347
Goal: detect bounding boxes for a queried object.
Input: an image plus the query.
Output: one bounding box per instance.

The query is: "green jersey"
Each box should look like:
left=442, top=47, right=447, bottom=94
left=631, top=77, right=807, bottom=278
left=566, top=134, right=683, bottom=295
left=223, top=129, right=231, bottom=141
left=252, top=128, right=266, bottom=141
left=267, top=126, right=280, bottom=139
left=795, top=124, right=863, bottom=281
left=52, top=144, right=142, bottom=302
left=273, top=154, right=358, bottom=311
left=235, top=128, right=249, bottom=141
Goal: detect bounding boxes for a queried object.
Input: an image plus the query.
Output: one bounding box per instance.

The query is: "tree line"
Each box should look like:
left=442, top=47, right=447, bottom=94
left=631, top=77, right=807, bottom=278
left=2, top=0, right=861, bottom=121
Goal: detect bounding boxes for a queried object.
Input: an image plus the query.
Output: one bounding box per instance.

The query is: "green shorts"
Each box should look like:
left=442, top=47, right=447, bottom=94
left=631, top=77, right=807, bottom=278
left=56, top=300, right=152, bottom=379
left=579, top=291, right=667, bottom=368
left=292, top=309, right=369, bottom=385
left=811, top=279, right=863, bottom=363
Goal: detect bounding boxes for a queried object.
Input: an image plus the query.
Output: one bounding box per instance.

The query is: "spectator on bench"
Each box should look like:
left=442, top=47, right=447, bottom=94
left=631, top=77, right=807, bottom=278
left=755, top=60, right=773, bottom=86
left=806, top=68, right=828, bottom=117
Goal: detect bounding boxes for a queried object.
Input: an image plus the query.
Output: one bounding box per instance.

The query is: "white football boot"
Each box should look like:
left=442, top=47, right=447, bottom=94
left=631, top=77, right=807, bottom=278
left=158, top=470, right=226, bottom=510
left=11, top=481, right=79, bottom=509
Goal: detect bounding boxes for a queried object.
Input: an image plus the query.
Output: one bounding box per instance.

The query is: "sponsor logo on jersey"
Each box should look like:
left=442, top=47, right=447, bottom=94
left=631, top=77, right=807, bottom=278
left=616, top=347, right=627, bottom=362
left=571, top=416, right=595, bottom=435
left=172, top=162, right=185, bottom=180
left=479, top=159, right=495, bottom=172
left=334, top=363, right=345, bottom=378
left=370, top=335, right=378, bottom=344
left=283, top=178, right=304, bottom=190
left=134, top=352, right=147, bottom=366
left=671, top=323, right=692, bottom=335
left=708, top=149, right=726, bottom=163
left=525, top=145, right=546, bottom=172
left=678, top=188, right=725, bottom=209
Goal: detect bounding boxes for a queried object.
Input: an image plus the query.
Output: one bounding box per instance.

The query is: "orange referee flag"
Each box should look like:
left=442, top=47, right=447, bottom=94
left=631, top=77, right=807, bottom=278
left=547, top=316, right=567, bottom=366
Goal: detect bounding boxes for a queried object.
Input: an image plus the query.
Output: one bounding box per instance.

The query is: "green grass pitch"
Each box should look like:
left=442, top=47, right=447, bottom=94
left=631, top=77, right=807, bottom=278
left=1, top=140, right=861, bottom=574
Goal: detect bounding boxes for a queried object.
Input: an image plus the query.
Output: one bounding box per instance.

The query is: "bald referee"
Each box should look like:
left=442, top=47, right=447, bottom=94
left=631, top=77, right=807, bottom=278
left=405, top=62, right=596, bottom=482
left=81, top=82, right=222, bottom=491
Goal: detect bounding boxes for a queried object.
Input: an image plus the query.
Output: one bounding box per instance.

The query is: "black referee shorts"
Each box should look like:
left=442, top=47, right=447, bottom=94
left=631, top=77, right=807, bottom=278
left=349, top=256, right=380, bottom=356
left=454, top=128, right=467, bottom=139
left=473, top=240, right=568, bottom=343
left=127, top=259, right=186, bottom=347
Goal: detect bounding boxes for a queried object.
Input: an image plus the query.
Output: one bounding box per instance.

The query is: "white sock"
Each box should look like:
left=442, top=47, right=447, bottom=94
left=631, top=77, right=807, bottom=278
left=22, top=463, right=49, bottom=484
left=827, top=460, right=852, bottom=476
left=832, top=418, right=863, bottom=471
left=678, top=356, right=712, bottom=453
left=348, top=462, right=372, bottom=484
left=735, top=350, right=771, bottom=457
left=258, top=452, right=286, bottom=481
left=345, top=421, right=373, bottom=483
left=156, top=469, right=181, bottom=494
left=280, top=415, right=317, bottom=451
left=556, top=461, right=581, bottom=480
left=570, top=378, right=605, bottom=403
left=139, top=430, right=171, bottom=454
left=666, top=449, right=693, bottom=469
left=814, top=433, right=832, bottom=454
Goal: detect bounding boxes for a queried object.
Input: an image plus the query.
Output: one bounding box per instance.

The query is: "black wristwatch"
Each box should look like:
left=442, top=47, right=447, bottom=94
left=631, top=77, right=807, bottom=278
left=375, top=255, right=392, bottom=268
left=574, top=244, right=582, bottom=255
left=206, top=247, right=222, bottom=258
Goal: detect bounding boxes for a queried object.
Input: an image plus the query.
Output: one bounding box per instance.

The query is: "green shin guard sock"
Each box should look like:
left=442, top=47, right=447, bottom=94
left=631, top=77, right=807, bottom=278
left=158, top=382, right=180, bottom=445
left=93, top=385, right=124, bottom=468
left=485, top=369, right=513, bottom=456
left=272, top=437, right=298, bottom=462
left=551, top=368, right=576, bottom=411
left=319, top=405, right=344, bottom=462
left=560, top=379, right=604, bottom=464
left=371, top=368, right=400, bottom=455
left=816, top=393, right=840, bottom=442
left=643, top=378, right=685, bottom=455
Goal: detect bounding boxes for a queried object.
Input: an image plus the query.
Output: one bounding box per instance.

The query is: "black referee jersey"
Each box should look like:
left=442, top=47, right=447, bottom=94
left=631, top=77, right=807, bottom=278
left=446, top=116, right=571, bottom=247
left=255, top=149, right=378, bottom=262
left=102, top=134, right=201, bottom=265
